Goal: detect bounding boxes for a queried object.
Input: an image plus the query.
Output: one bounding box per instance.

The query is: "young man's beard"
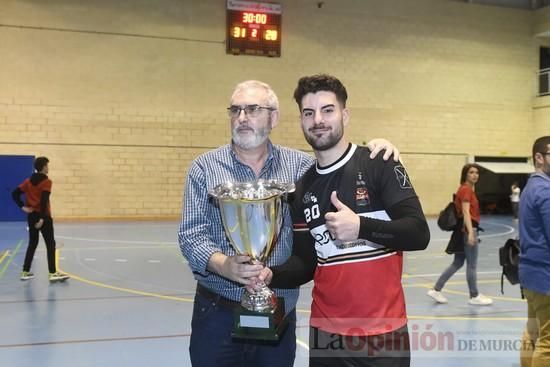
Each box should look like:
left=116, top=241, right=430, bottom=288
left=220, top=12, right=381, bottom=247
left=303, top=121, right=344, bottom=151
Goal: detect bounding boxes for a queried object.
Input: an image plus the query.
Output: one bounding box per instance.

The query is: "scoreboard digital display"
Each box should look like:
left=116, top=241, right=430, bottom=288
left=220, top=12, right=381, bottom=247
left=226, top=0, right=282, bottom=57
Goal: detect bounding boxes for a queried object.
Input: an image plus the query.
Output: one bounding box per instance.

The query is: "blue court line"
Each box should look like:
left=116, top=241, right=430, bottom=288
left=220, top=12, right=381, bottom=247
left=0, top=240, right=24, bottom=280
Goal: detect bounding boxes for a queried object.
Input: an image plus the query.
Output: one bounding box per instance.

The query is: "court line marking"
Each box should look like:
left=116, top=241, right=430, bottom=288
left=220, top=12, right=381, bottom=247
left=0, top=250, right=10, bottom=266
left=58, top=262, right=194, bottom=303
left=53, top=219, right=525, bottom=332
left=52, top=245, right=177, bottom=251
left=58, top=262, right=526, bottom=321
left=58, top=252, right=316, bottom=352
left=57, top=220, right=514, bottom=247
left=6, top=220, right=519, bottom=353
left=477, top=221, right=516, bottom=239
left=56, top=235, right=174, bottom=245
left=0, top=333, right=191, bottom=349
left=0, top=240, right=23, bottom=280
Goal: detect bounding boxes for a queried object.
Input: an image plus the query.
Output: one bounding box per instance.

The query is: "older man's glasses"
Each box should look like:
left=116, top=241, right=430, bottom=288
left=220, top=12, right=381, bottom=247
left=227, top=104, right=275, bottom=118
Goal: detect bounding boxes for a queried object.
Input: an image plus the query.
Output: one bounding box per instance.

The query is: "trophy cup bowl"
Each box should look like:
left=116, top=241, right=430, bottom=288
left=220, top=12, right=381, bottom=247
left=208, top=179, right=295, bottom=340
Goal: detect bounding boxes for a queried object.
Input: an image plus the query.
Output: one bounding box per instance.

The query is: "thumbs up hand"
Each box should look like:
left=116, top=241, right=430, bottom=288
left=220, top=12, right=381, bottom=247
left=324, top=191, right=360, bottom=242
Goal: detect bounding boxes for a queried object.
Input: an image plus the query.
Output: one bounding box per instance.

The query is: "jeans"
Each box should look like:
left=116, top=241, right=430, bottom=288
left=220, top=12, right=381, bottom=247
left=434, top=230, right=479, bottom=298
left=23, top=213, right=56, bottom=274
left=521, top=288, right=550, bottom=367
left=189, top=290, right=296, bottom=367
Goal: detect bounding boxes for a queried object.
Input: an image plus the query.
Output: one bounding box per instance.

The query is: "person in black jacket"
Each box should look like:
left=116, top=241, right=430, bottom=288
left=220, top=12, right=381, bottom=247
left=12, top=156, right=69, bottom=282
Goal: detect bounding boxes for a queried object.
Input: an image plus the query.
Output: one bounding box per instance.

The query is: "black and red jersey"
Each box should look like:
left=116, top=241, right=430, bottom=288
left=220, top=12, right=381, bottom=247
left=291, top=143, right=418, bottom=336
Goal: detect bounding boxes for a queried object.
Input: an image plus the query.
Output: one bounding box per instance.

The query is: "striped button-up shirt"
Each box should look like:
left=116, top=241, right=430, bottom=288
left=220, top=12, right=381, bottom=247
left=179, top=141, right=314, bottom=313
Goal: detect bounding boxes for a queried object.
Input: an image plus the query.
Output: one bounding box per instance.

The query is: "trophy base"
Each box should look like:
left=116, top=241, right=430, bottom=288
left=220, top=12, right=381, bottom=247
left=232, top=297, right=288, bottom=341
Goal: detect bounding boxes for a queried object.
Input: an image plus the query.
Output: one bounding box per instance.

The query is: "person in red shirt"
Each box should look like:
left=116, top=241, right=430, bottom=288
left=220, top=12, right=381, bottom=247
left=427, top=163, right=492, bottom=305
left=12, top=156, right=69, bottom=282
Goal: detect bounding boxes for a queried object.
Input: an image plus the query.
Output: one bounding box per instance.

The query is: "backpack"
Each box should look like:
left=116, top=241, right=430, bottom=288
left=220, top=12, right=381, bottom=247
left=499, top=238, right=521, bottom=294
left=437, top=196, right=458, bottom=231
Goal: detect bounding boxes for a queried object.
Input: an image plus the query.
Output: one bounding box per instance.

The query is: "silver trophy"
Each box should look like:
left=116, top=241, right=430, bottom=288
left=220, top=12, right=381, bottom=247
left=209, top=179, right=294, bottom=340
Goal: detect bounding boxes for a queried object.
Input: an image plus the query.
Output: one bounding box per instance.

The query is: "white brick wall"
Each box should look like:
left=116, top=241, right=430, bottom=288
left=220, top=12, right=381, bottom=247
left=0, top=0, right=547, bottom=219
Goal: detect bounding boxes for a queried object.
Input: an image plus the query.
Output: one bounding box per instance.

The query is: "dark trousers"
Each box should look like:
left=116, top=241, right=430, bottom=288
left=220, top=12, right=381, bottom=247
left=309, top=325, right=411, bottom=367
left=189, top=289, right=296, bottom=367
left=23, top=213, right=56, bottom=273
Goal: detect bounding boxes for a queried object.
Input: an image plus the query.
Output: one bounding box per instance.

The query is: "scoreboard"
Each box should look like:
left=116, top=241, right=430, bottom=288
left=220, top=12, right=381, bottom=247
left=226, top=0, right=282, bottom=57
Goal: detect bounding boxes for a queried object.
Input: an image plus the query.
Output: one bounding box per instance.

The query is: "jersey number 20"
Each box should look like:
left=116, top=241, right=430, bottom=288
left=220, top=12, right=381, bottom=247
left=304, top=204, right=320, bottom=223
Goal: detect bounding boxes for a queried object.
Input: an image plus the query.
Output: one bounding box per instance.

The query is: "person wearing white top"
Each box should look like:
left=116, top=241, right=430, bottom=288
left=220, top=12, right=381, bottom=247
left=510, top=181, right=521, bottom=221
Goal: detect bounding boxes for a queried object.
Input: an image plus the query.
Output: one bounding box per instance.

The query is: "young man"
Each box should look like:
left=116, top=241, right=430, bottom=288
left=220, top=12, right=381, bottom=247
left=12, top=156, right=69, bottom=282
left=178, top=79, right=401, bottom=366
left=261, top=74, right=430, bottom=366
left=519, top=136, right=550, bottom=367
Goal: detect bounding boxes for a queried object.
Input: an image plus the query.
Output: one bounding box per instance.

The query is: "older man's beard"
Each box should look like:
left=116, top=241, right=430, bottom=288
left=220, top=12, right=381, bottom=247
left=232, top=120, right=272, bottom=150
left=303, top=120, right=344, bottom=151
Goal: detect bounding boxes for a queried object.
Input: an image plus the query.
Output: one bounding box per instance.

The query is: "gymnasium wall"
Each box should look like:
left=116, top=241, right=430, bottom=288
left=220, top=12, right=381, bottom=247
left=0, top=0, right=546, bottom=219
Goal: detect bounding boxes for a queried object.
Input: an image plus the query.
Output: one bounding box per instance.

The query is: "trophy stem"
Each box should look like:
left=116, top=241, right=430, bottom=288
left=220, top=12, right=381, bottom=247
left=241, top=281, right=278, bottom=313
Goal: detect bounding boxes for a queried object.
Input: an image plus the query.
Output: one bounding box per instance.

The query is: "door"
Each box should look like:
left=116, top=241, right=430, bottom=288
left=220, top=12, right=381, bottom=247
left=0, top=155, right=34, bottom=221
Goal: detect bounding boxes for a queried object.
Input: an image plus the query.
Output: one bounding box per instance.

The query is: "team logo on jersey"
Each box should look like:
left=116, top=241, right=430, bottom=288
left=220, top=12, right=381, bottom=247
left=303, top=191, right=318, bottom=204
left=355, top=171, right=370, bottom=207
left=394, top=165, right=412, bottom=189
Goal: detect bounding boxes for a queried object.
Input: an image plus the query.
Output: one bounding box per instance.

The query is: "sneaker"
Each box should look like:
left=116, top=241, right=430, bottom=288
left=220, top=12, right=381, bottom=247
left=49, top=272, right=70, bottom=282
left=427, top=289, right=448, bottom=304
left=468, top=294, right=493, bottom=305
left=20, top=271, right=35, bottom=280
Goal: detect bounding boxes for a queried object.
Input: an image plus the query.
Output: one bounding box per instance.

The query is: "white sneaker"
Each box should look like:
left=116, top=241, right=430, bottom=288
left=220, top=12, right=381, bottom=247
left=20, top=271, right=35, bottom=280
left=468, top=294, right=493, bottom=305
left=49, top=272, right=70, bottom=282
left=427, top=289, right=448, bottom=304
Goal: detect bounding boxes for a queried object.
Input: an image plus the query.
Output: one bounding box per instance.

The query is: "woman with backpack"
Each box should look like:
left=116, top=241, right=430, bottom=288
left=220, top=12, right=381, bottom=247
left=427, top=163, right=493, bottom=306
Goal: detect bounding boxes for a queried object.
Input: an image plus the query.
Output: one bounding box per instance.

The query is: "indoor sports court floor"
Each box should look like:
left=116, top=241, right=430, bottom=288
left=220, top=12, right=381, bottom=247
left=0, top=216, right=526, bottom=367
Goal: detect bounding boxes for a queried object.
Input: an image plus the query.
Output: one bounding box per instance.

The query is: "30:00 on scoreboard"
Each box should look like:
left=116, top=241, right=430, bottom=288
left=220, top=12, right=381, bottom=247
left=226, top=0, right=282, bottom=57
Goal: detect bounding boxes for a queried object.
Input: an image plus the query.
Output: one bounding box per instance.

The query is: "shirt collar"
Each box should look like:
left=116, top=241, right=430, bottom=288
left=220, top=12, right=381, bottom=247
left=316, top=143, right=357, bottom=175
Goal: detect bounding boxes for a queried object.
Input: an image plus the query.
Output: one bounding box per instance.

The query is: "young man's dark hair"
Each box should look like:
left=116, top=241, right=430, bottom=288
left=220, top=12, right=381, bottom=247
left=532, top=136, right=550, bottom=162
left=34, top=157, right=49, bottom=172
left=460, top=163, right=480, bottom=184
left=293, top=74, right=348, bottom=109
